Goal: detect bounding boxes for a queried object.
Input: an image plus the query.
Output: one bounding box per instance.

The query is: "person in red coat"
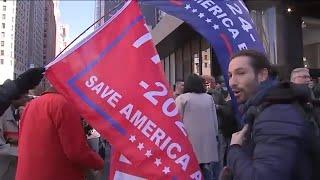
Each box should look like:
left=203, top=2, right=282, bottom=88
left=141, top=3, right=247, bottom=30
left=16, top=88, right=104, bottom=180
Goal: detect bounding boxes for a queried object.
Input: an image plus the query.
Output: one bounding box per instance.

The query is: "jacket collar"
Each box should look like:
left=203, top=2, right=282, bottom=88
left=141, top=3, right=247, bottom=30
left=239, top=79, right=278, bottom=116
left=41, top=87, right=58, bottom=95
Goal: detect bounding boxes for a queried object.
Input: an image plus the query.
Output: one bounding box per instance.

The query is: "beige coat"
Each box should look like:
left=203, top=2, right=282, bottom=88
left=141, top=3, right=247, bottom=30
left=175, top=93, right=219, bottom=163
left=0, top=107, right=18, bottom=180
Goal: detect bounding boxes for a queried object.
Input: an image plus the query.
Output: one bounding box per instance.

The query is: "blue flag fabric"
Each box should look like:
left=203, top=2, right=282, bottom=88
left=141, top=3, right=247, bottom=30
left=144, top=0, right=265, bottom=126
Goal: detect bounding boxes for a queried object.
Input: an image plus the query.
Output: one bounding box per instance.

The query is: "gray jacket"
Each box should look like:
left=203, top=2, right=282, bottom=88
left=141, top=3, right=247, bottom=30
left=0, top=107, right=18, bottom=156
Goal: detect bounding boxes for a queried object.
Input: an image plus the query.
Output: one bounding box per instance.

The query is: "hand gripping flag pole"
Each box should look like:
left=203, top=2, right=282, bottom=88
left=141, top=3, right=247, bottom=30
left=45, top=1, right=203, bottom=179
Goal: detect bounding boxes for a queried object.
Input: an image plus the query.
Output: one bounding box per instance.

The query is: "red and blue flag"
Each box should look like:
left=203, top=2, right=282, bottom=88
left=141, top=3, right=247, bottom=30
left=46, top=1, right=202, bottom=179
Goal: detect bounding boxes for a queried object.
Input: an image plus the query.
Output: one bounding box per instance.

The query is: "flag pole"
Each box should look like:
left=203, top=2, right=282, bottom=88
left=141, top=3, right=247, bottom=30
left=54, top=1, right=126, bottom=60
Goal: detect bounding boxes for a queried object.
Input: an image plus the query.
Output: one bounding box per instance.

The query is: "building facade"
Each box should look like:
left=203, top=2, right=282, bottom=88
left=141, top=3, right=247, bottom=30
left=55, top=24, right=69, bottom=56
left=53, top=0, right=69, bottom=56
left=27, top=0, right=45, bottom=70
left=43, top=0, right=56, bottom=66
left=0, top=0, right=56, bottom=84
left=93, top=0, right=320, bottom=84
left=94, top=0, right=161, bottom=30
left=152, top=1, right=320, bottom=84
left=0, top=0, right=17, bottom=82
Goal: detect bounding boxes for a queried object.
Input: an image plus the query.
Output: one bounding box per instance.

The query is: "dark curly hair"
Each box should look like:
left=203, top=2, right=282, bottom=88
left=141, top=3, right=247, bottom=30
left=183, top=74, right=206, bottom=94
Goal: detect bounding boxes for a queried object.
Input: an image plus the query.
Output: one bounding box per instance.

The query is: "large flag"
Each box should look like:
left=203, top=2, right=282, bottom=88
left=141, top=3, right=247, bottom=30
left=145, top=0, right=264, bottom=78
left=144, top=0, right=265, bottom=125
left=110, top=151, right=146, bottom=179
left=46, top=1, right=202, bottom=179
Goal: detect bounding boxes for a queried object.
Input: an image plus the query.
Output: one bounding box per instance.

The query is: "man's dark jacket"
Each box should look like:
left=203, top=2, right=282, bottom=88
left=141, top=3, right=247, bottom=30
left=227, top=81, right=313, bottom=180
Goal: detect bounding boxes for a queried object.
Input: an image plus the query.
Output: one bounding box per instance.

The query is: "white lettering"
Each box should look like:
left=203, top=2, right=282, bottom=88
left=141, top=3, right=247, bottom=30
left=150, top=128, right=166, bottom=147
left=208, top=5, right=222, bottom=15
left=130, top=110, right=148, bottom=129
left=175, top=121, right=187, bottom=136
left=238, top=43, right=248, bottom=50
left=228, top=28, right=240, bottom=39
left=162, top=98, right=178, bottom=117
left=175, top=154, right=190, bottom=171
left=141, top=120, right=156, bottom=138
left=160, top=136, right=172, bottom=151
left=222, top=18, right=233, bottom=28
left=167, top=143, right=181, bottom=159
left=107, top=92, right=122, bottom=108
left=119, top=104, right=133, bottom=120
left=216, top=13, right=227, bottom=19
left=190, top=170, right=202, bottom=180
left=100, top=86, right=114, bottom=98
left=238, top=16, right=253, bottom=32
left=239, top=0, right=249, bottom=12
left=200, top=0, right=215, bottom=9
left=85, top=75, right=98, bottom=88
left=227, top=3, right=243, bottom=15
left=91, top=82, right=104, bottom=94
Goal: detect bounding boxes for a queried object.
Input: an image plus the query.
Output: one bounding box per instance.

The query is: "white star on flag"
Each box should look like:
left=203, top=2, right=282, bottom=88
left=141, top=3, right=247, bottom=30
left=185, top=4, right=191, bottom=10
left=198, top=13, right=204, bottom=18
left=192, top=9, right=197, bottom=13
left=137, top=143, right=144, bottom=151
left=205, top=18, right=212, bottom=23
left=129, top=135, right=136, bottom=142
left=162, top=167, right=170, bottom=174
left=154, top=158, right=162, bottom=167
left=213, top=24, right=220, bottom=30
left=145, top=150, right=152, bottom=158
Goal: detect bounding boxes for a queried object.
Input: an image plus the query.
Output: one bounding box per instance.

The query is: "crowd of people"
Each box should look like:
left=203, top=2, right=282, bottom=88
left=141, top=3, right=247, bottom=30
left=0, top=49, right=320, bottom=180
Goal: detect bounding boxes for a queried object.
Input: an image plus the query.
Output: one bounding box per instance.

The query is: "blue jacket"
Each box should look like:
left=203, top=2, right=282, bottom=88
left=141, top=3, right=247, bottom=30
left=227, top=81, right=313, bottom=180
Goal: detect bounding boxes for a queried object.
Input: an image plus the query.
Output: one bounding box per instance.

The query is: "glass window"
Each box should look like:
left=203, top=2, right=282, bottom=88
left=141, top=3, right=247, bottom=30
left=3, top=6, right=6, bottom=11
left=161, top=59, right=165, bottom=70
left=2, top=14, right=5, bottom=20
left=1, top=50, right=4, bottom=55
left=191, top=38, right=200, bottom=75
left=0, top=59, right=3, bottom=64
left=170, top=53, right=175, bottom=85
left=175, top=48, right=183, bottom=81
left=2, top=23, right=5, bottom=29
left=165, top=56, right=170, bottom=82
left=201, top=38, right=211, bottom=76
left=183, top=42, right=192, bottom=80
left=202, top=47, right=211, bottom=76
left=250, top=7, right=277, bottom=64
left=1, top=41, right=4, bottom=46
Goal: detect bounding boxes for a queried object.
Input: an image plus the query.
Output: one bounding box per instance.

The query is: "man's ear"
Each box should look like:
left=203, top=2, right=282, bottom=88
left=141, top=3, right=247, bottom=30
left=257, top=68, right=269, bottom=83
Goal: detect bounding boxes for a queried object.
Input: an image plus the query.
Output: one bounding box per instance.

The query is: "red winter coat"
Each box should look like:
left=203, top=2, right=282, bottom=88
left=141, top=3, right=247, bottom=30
left=16, top=92, right=104, bottom=180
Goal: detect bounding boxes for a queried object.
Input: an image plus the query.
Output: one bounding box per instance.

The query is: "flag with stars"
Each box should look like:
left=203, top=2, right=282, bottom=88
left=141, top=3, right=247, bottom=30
left=45, top=0, right=202, bottom=179
left=145, top=0, right=264, bottom=76
left=143, top=0, right=265, bottom=126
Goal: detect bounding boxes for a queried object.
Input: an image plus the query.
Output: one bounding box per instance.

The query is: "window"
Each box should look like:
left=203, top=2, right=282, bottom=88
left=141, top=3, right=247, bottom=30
left=3, top=0, right=6, bottom=2
left=1, top=50, right=4, bottom=55
left=0, top=59, right=3, bottom=64
left=1, top=41, right=3, bottom=46
left=3, top=6, right=6, bottom=11
left=2, top=14, right=5, bottom=20
left=1, top=23, right=5, bottom=29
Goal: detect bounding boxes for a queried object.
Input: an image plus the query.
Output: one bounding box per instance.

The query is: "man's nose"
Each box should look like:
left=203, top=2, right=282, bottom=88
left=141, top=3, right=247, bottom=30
left=229, top=75, right=237, bottom=87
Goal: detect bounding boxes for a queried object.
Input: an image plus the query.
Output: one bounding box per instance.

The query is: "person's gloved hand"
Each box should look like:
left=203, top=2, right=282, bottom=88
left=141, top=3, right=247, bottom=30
left=14, top=67, right=45, bottom=93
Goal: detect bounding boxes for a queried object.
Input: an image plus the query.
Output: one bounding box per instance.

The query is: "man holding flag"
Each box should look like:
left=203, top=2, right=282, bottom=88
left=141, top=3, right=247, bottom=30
left=17, top=0, right=314, bottom=179
left=16, top=87, right=104, bottom=180
left=45, top=1, right=202, bottom=179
